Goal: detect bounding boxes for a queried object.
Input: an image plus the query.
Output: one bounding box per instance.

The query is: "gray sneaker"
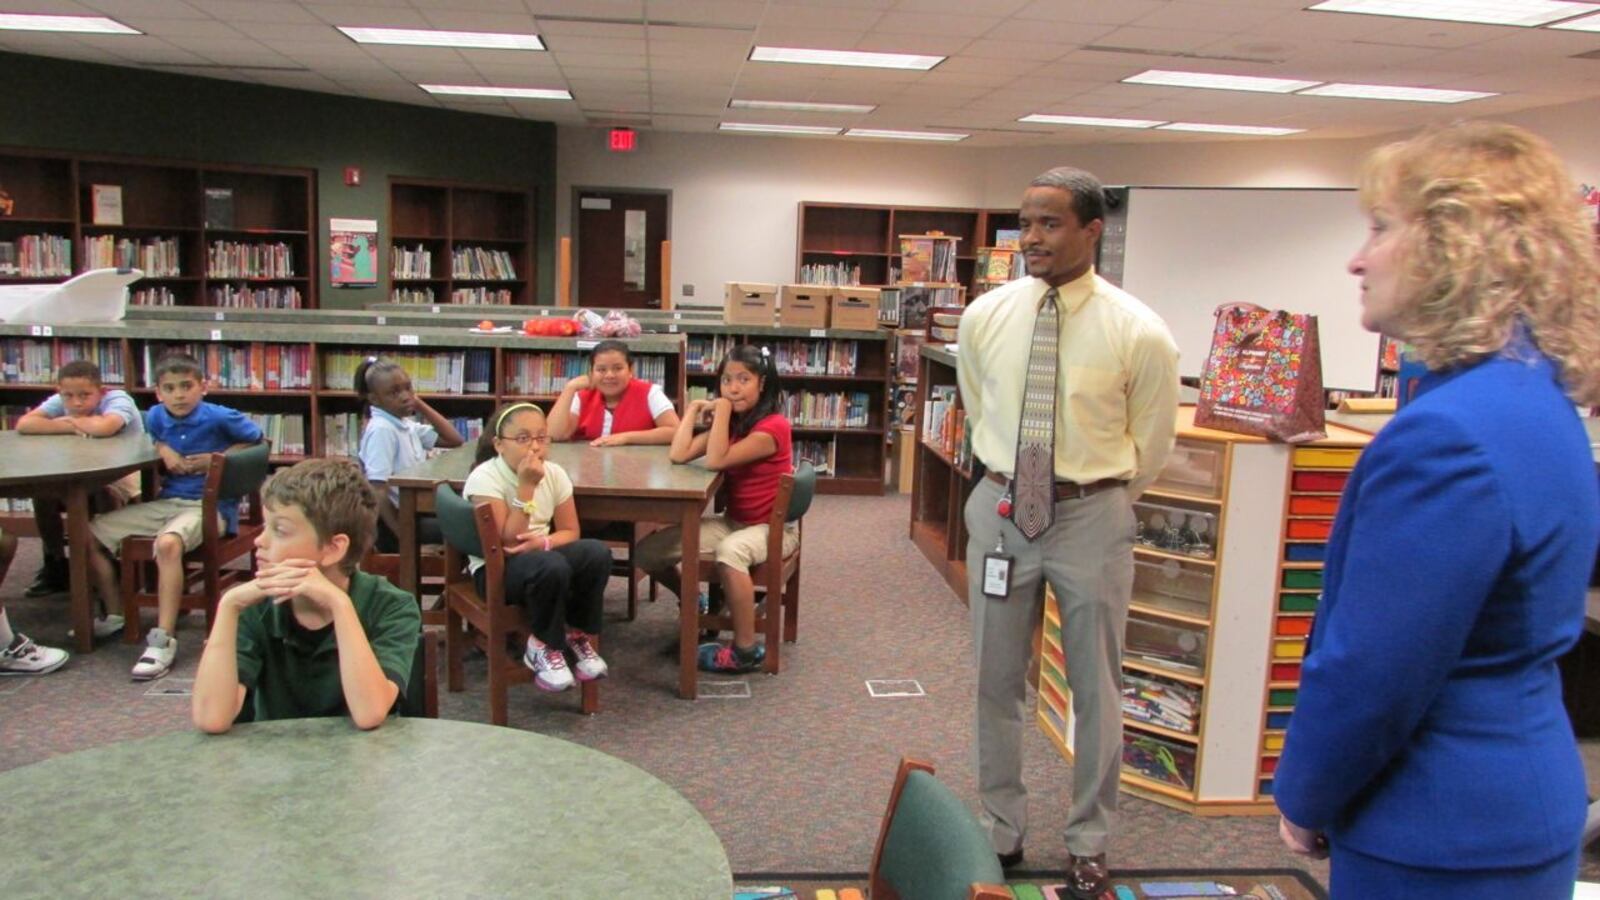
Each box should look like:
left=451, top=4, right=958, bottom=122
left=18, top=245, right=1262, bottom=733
left=67, top=614, right=126, bottom=641
left=131, top=627, right=176, bottom=681
left=0, top=634, right=68, bottom=676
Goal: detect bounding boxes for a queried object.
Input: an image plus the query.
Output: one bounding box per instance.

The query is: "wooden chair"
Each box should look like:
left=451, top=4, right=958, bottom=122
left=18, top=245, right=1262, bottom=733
left=868, top=757, right=1010, bottom=900
left=695, top=461, right=816, bottom=673
left=582, top=519, right=653, bottom=621
left=235, top=629, right=440, bottom=723
left=122, top=443, right=270, bottom=644
left=437, top=483, right=598, bottom=724
left=361, top=547, right=447, bottom=625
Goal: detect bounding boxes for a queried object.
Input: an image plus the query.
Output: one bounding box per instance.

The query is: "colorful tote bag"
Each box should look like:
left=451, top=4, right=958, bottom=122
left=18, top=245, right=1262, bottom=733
left=1195, top=303, right=1326, bottom=443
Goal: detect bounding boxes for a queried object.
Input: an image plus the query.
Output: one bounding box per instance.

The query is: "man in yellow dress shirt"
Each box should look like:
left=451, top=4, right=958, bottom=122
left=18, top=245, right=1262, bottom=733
left=957, top=167, right=1178, bottom=898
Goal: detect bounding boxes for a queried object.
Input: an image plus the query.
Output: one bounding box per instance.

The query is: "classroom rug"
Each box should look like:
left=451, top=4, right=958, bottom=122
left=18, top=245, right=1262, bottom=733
left=734, top=867, right=1327, bottom=899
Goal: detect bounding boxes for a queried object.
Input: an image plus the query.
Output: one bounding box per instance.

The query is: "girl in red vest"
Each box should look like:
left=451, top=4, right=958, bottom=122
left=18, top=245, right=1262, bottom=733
left=547, top=340, right=680, bottom=446
left=634, top=344, right=796, bottom=674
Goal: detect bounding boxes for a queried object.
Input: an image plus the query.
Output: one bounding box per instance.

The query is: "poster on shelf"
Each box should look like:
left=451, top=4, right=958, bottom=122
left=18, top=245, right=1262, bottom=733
left=329, top=217, right=378, bottom=287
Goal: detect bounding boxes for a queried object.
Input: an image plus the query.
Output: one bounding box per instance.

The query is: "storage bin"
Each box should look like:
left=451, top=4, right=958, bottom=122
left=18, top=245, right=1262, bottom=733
left=1284, top=543, right=1326, bottom=562
left=1275, top=618, right=1312, bottom=637
left=1271, top=662, right=1302, bottom=682
left=1272, top=639, right=1306, bottom=661
left=1282, top=570, right=1323, bottom=589
left=1288, top=496, right=1340, bottom=516
left=1258, top=779, right=1275, bottom=797
left=1263, top=732, right=1286, bottom=751
left=1259, top=755, right=1279, bottom=775
left=1125, top=614, right=1207, bottom=674
left=1268, top=688, right=1298, bottom=706
left=1122, top=731, right=1197, bottom=790
left=1265, top=711, right=1292, bottom=730
left=1279, top=593, right=1319, bottom=613
left=1133, top=499, right=1217, bottom=559
left=1151, top=438, right=1225, bottom=499
left=1293, top=447, right=1361, bottom=469
left=1286, top=519, right=1333, bottom=540
left=1292, top=471, right=1348, bottom=492
left=1132, top=557, right=1214, bottom=619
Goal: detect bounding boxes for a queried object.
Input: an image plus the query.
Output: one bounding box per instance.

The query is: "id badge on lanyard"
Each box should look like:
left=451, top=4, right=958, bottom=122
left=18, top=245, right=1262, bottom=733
left=983, top=491, right=1015, bottom=599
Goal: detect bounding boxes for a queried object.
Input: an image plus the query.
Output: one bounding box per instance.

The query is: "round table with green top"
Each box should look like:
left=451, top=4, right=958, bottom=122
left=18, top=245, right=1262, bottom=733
left=1, top=717, right=733, bottom=899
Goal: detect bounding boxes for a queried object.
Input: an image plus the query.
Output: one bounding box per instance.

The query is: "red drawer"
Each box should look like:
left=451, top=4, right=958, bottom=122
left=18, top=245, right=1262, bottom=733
left=1289, top=496, right=1340, bottom=516
left=1260, top=756, right=1279, bottom=774
left=1275, top=618, right=1312, bottom=637
left=1271, top=662, right=1302, bottom=682
left=1292, top=471, right=1347, bottom=492
left=1286, top=519, right=1333, bottom=540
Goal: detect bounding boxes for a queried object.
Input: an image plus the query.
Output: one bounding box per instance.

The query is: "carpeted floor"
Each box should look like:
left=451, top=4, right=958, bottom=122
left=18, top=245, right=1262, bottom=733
left=2, top=492, right=1598, bottom=890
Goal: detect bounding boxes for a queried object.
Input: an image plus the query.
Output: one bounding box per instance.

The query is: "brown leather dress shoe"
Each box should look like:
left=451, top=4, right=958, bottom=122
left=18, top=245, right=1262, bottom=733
left=1066, top=852, right=1109, bottom=899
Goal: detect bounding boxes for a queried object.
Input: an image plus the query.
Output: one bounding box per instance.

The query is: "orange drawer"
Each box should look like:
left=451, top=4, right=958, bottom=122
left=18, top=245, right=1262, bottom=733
left=1275, top=618, right=1312, bottom=637
left=1286, top=519, right=1333, bottom=540
left=1291, top=471, right=1347, bottom=492
left=1289, top=496, right=1340, bottom=516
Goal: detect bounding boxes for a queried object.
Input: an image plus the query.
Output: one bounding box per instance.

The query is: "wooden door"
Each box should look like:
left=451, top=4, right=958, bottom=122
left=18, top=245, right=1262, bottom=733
left=574, top=189, right=668, bottom=308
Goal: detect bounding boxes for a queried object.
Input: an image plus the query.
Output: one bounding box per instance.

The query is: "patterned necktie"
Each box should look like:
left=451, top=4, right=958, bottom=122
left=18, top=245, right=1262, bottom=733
left=1010, top=287, right=1059, bottom=541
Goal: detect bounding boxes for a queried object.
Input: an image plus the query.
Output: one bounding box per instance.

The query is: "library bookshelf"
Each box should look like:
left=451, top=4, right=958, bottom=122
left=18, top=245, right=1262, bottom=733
left=907, top=344, right=972, bottom=599
left=388, top=178, right=533, bottom=306
left=795, top=202, right=1019, bottom=288
left=0, top=147, right=316, bottom=310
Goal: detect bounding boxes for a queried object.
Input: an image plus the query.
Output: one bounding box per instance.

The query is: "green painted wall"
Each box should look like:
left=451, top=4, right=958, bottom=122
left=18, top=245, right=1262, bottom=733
left=0, top=51, right=557, bottom=309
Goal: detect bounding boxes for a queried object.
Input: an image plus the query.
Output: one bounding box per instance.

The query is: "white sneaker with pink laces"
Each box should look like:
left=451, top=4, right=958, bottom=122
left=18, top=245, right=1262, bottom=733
left=522, top=638, right=574, bottom=692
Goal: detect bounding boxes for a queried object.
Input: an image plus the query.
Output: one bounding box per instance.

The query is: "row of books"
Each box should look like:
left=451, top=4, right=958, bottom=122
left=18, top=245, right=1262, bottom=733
left=0, top=405, right=25, bottom=429
left=0, top=235, right=72, bottom=277
left=244, top=413, right=308, bottom=457
left=322, top=349, right=492, bottom=394
left=83, top=235, right=181, bottom=276
left=322, top=413, right=484, bottom=457
left=207, top=241, right=295, bottom=279
left=781, top=390, right=873, bottom=429
left=451, top=287, right=513, bottom=304
left=142, top=342, right=313, bottom=391
left=131, top=287, right=178, bottom=306
left=391, top=287, right=436, bottom=304
left=211, top=285, right=303, bottom=309
left=797, top=262, right=862, bottom=286
left=0, top=338, right=126, bottom=385
left=793, top=438, right=836, bottom=476
left=1122, top=671, right=1201, bottom=735
left=503, top=353, right=666, bottom=396
left=391, top=244, right=433, bottom=279
left=976, top=247, right=1023, bottom=283
left=899, top=235, right=959, bottom=284
left=451, top=247, right=517, bottom=280
left=686, top=335, right=862, bottom=375
left=922, top=385, right=971, bottom=468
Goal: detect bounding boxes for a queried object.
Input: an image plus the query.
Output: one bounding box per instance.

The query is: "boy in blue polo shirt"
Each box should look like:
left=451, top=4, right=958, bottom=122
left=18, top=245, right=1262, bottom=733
left=191, top=458, right=419, bottom=732
left=87, top=353, right=262, bottom=680
left=16, top=359, right=144, bottom=603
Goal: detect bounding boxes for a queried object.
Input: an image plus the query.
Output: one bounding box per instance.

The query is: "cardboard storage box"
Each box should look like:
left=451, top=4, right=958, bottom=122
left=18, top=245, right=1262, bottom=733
left=830, top=287, right=881, bottom=331
left=724, top=282, right=777, bottom=326
left=778, top=284, right=830, bottom=329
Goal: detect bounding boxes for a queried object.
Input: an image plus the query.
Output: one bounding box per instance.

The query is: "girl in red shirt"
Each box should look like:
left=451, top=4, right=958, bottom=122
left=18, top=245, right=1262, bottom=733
left=635, top=344, right=795, bottom=673
left=547, top=340, right=680, bottom=446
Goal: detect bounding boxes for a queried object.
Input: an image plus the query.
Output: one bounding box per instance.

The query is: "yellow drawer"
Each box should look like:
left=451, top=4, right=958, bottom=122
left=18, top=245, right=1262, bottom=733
left=1272, top=639, right=1306, bottom=660
left=1293, top=447, right=1361, bottom=469
left=1263, top=732, right=1285, bottom=751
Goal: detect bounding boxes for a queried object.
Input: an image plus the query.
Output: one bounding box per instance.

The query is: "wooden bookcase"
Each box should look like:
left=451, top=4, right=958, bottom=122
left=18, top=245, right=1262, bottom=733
left=388, top=178, right=534, bottom=306
left=907, top=344, right=973, bottom=599
left=0, top=148, right=316, bottom=309
left=795, top=202, right=1019, bottom=288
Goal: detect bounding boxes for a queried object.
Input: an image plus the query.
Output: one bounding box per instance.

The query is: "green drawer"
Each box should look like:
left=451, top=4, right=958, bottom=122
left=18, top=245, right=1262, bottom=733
left=1269, top=688, right=1298, bottom=706
left=1281, top=570, right=1323, bottom=590
left=1279, top=594, right=1319, bottom=613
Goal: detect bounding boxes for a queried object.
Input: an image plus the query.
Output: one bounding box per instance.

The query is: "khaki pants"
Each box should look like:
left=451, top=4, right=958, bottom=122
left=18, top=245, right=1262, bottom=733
left=634, top=514, right=799, bottom=574
left=90, top=498, right=220, bottom=555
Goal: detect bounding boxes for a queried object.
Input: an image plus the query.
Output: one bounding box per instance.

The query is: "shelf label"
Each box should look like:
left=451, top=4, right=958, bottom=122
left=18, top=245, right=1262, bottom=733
left=29, top=325, right=54, bottom=336
left=210, top=329, right=223, bottom=342
left=668, top=324, right=679, bottom=333
left=576, top=340, right=597, bottom=350
left=809, top=328, right=826, bottom=338
left=213, top=311, right=225, bottom=321
left=673, top=312, right=682, bottom=320
left=431, top=305, right=440, bottom=314
left=539, top=308, right=550, bottom=316
left=399, top=334, right=419, bottom=346
left=375, top=315, right=386, bottom=325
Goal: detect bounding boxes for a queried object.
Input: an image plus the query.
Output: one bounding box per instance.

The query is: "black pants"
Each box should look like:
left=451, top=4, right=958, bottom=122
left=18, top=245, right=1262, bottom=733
left=476, top=538, right=611, bottom=648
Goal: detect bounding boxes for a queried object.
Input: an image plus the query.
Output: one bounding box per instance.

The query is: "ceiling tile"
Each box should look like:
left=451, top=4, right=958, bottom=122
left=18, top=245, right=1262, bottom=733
left=1093, top=25, right=1234, bottom=54
left=85, top=0, right=207, bottom=18
left=761, top=5, right=882, bottom=29
left=544, top=35, right=646, bottom=54
left=528, top=0, right=644, bottom=18
left=962, top=38, right=1067, bottom=61
left=112, top=16, right=240, bottom=37
left=538, top=20, right=646, bottom=38
left=302, top=4, right=428, bottom=26
left=415, top=10, right=540, bottom=32
left=978, top=18, right=1116, bottom=45
left=1013, top=0, right=1169, bottom=26
left=869, top=11, right=994, bottom=38
left=185, top=0, right=321, bottom=22
left=644, top=0, right=765, bottom=28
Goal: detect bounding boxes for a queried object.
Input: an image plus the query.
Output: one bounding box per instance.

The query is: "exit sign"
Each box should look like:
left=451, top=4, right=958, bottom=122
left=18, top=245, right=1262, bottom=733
left=608, top=128, right=637, bottom=152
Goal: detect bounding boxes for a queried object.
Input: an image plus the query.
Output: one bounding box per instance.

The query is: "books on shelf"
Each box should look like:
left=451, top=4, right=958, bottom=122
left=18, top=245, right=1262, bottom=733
left=392, top=287, right=436, bottom=305
left=922, top=385, right=970, bottom=467
left=0, top=235, right=72, bottom=277
left=798, top=261, right=861, bottom=286
left=244, top=413, right=307, bottom=456
left=898, top=234, right=959, bottom=284
left=781, top=390, right=872, bottom=429
left=893, top=330, right=924, bottom=383
left=793, top=437, right=836, bottom=476
left=323, top=413, right=484, bottom=458
left=91, top=184, right=123, bottom=226
left=451, top=246, right=517, bottom=280
left=204, top=187, right=234, bottom=230
left=1, top=338, right=124, bottom=384
left=976, top=247, right=1022, bottom=282
left=207, top=241, right=294, bottom=279
left=392, top=244, right=433, bottom=279
left=83, top=235, right=180, bottom=276
left=210, top=285, right=303, bottom=309
left=131, top=287, right=178, bottom=306
left=1122, top=671, right=1200, bottom=735
left=892, top=384, right=918, bottom=429
left=322, top=348, right=491, bottom=395
left=993, top=229, right=1021, bottom=250
left=450, top=287, right=512, bottom=304
left=690, top=336, right=860, bottom=377
left=502, top=352, right=663, bottom=396
left=143, top=342, right=312, bottom=391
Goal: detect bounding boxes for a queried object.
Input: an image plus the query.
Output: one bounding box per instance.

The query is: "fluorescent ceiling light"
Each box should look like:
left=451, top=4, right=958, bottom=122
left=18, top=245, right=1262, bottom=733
left=730, top=99, right=877, bottom=113
left=1159, top=122, right=1304, bottom=136
left=1018, top=114, right=1164, bottom=128
left=845, top=128, right=968, bottom=142
left=749, top=46, right=943, bottom=71
left=720, top=122, right=842, bottom=136
left=1299, top=83, right=1496, bottom=103
left=420, top=84, right=571, bottom=100
left=1124, top=69, right=1320, bottom=93
left=1307, top=0, right=1600, bottom=27
left=0, top=13, right=139, bottom=33
left=1549, top=10, right=1600, bottom=29
left=339, top=26, right=544, bottom=50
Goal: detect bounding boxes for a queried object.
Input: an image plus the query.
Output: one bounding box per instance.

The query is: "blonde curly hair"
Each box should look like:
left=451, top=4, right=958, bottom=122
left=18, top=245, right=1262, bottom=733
left=1359, top=120, right=1600, bottom=405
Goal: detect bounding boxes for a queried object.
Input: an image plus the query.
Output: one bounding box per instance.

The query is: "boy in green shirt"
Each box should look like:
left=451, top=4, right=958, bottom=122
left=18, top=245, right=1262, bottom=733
left=191, top=458, right=419, bottom=733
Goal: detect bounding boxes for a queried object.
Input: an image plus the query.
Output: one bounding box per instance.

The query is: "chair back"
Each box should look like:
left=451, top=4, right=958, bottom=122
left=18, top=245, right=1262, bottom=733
left=399, top=630, right=439, bottom=718
left=870, top=759, right=1007, bottom=900
left=217, top=442, right=271, bottom=501
left=435, top=483, right=482, bottom=559
left=786, top=460, right=817, bottom=522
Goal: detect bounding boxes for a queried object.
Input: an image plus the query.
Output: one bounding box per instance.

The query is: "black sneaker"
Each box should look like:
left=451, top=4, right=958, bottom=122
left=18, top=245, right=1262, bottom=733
left=24, top=557, right=69, bottom=597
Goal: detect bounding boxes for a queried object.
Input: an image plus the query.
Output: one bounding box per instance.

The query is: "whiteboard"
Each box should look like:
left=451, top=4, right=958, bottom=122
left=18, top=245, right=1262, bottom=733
left=1118, top=187, right=1379, bottom=392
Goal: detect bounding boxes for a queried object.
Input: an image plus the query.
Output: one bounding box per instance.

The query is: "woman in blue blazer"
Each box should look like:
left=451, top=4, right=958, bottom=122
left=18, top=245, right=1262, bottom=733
left=1274, top=121, right=1600, bottom=898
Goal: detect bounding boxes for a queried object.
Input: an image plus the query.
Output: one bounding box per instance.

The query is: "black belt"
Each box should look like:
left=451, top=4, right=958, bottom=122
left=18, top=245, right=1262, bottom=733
left=984, top=470, right=1126, bottom=500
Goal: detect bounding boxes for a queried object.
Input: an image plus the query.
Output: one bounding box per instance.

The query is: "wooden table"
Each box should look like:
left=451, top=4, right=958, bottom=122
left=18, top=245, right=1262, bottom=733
left=0, top=431, right=158, bottom=653
left=391, top=443, right=724, bottom=699
left=0, top=717, right=733, bottom=898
